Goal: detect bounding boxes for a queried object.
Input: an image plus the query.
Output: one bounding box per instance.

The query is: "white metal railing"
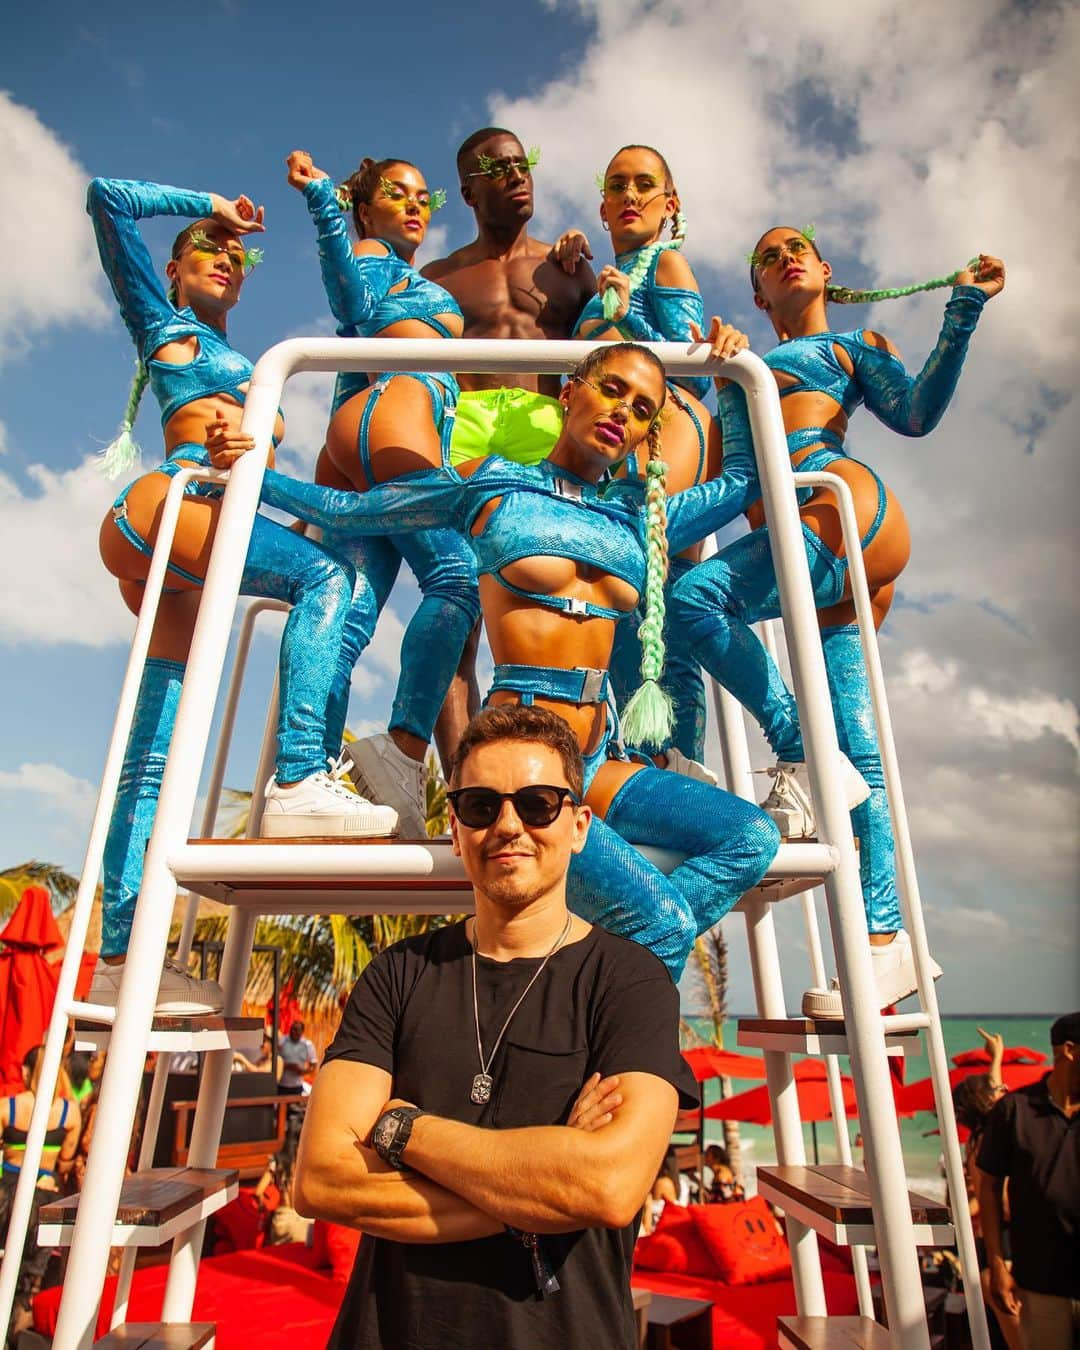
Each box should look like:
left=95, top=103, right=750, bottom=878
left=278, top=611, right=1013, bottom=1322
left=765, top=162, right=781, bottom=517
left=15, top=337, right=939, bottom=1349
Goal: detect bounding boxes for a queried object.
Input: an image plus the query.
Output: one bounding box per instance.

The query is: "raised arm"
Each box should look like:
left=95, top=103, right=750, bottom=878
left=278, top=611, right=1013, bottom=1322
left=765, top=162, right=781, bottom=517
left=396, top=1070, right=677, bottom=1233
left=86, top=178, right=216, bottom=349
left=257, top=463, right=469, bottom=536
left=666, top=380, right=760, bottom=553
left=852, top=279, right=995, bottom=436
left=286, top=152, right=410, bottom=328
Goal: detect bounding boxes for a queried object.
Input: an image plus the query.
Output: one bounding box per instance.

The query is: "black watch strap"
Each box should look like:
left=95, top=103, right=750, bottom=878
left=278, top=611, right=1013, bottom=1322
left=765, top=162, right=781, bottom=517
left=371, top=1106, right=424, bottom=1169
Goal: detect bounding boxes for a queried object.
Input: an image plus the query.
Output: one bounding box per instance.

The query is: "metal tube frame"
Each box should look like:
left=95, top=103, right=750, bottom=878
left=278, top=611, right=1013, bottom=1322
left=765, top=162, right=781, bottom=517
left=792, top=471, right=990, bottom=1348
left=46, top=338, right=931, bottom=1347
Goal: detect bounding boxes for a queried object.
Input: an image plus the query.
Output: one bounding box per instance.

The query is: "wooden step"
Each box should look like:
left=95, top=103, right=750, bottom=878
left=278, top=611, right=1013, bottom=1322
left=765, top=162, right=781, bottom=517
left=169, top=838, right=838, bottom=916
left=75, top=1014, right=263, bottom=1055
left=39, top=1167, right=237, bottom=1248
left=95, top=1325, right=215, bottom=1349
left=738, top=1014, right=927, bottom=1057
left=779, top=1315, right=891, bottom=1349
left=758, top=1164, right=952, bottom=1247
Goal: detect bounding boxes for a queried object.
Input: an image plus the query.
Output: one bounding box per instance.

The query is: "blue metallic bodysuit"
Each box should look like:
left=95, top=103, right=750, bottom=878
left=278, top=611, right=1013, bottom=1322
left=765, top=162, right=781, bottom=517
left=575, top=246, right=710, bottom=758
left=300, top=176, right=479, bottom=753
left=670, top=290, right=988, bottom=932
left=88, top=178, right=355, bottom=956
left=253, top=390, right=780, bottom=977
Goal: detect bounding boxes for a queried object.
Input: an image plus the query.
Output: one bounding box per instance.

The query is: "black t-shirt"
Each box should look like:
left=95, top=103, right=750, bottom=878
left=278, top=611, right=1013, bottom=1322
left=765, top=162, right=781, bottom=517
left=323, top=920, right=698, bottom=1350
left=976, top=1077, right=1079, bottom=1298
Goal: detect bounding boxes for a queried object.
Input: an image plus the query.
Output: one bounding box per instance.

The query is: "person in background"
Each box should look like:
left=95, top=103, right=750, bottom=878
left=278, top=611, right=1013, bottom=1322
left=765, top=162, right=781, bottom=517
left=254, top=1118, right=309, bottom=1245
left=978, top=1012, right=1079, bottom=1350
left=279, top=1021, right=318, bottom=1096
left=704, top=1143, right=745, bottom=1204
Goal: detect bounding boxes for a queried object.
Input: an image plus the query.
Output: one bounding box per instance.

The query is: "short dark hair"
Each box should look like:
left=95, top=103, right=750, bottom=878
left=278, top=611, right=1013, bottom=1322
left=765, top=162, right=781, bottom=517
left=1050, top=1012, right=1080, bottom=1046
left=449, top=705, right=584, bottom=799
left=456, top=126, right=519, bottom=177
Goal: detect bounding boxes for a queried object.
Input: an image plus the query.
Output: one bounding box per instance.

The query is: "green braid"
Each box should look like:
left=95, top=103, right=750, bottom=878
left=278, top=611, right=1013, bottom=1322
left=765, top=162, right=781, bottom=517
left=621, top=423, right=675, bottom=749
left=826, top=260, right=979, bottom=305
left=98, top=358, right=149, bottom=479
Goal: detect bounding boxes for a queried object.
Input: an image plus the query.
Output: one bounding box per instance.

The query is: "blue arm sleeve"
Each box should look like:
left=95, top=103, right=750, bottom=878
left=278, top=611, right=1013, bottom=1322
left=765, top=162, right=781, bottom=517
left=302, top=177, right=406, bottom=328
left=86, top=178, right=215, bottom=352
left=260, top=465, right=469, bottom=536
left=575, top=284, right=711, bottom=401
left=851, top=286, right=988, bottom=437
left=665, top=385, right=760, bottom=553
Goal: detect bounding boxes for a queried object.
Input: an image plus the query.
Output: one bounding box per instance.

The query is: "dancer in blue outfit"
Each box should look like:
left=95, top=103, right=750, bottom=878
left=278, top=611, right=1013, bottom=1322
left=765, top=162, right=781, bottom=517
left=213, top=342, right=780, bottom=979
left=668, top=224, right=1005, bottom=1014
left=568, top=145, right=723, bottom=776
left=87, top=177, right=398, bottom=1015
left=287, top=149, right=480, bottom=837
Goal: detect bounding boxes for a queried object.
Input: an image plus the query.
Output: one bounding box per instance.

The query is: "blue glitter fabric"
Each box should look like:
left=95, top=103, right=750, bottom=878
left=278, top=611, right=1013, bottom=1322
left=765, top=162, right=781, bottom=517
left=90, top=175, right=357, bottom=956
left=821, top=624, right=900, bottom=933
left=100, top=658, right=183, bottom=958
left=574, top=245, right=710, bottom=401
left=299, top=177, right=461, bottom=415
left=299, top=178, right=478, bottom=747
left=609, top=553, right=707, bottom=760
left=765, top=288, right=987, bottom=436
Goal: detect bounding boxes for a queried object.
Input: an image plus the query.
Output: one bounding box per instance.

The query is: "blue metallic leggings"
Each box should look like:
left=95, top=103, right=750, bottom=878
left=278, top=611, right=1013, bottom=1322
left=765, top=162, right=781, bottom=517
left=101, top=514, right=356, bottom=957
left=321, top=525, right=480, bottom=755
left=568, top=767, right=781, bottom=980
left=609, top=554, right=707, bottom=761
left=668, top=532, right=902, bottom=933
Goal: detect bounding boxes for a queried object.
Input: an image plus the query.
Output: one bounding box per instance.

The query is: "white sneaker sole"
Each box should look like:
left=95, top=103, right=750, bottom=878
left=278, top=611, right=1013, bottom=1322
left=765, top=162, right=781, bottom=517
left=801, top=955, right=943, bottom=1020
left=261, top=813, right=398, bottom=839
left=346, top=741, right=428, bottom=838
left=155, top=996, right=224, bottom=1016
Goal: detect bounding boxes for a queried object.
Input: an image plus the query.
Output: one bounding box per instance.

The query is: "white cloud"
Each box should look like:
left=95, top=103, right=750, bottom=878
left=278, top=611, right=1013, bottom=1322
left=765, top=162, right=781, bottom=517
left=0, top=762, right=96, bottom=824
left=0, top=456, right=132, bottom=647
left=0, top=92, right=109, bottom=362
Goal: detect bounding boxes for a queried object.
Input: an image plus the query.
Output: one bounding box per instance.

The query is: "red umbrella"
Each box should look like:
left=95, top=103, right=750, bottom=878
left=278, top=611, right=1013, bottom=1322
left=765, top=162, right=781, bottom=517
left=0, top=886, right=63, bottom=1092
left=681, top=1046, right=768, bottom=1083
left=703, top=1073, right=858, bottom=1125
left=895, top=1063, right=1051, bottom=1117
left=952, top=1046, right=1047, bottom=1068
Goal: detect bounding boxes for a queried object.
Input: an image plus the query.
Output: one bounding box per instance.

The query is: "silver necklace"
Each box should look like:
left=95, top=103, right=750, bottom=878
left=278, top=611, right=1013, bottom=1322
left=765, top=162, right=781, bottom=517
left=468, top=913, right=573, bottom=1105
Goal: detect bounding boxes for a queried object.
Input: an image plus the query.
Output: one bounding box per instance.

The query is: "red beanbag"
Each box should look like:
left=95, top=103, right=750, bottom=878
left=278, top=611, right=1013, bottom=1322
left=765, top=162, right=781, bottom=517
left=690, top=1196, right=792, bottom=1286
left=634, top=1202, right=714, bottom=1277
left=319, top=1221, right=361, bottom=1283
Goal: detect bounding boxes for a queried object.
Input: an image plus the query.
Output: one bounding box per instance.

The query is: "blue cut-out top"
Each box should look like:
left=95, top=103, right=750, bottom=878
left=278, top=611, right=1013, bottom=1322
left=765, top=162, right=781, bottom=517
left=86, top=178, right=281, bottom=443
left=763, top=288, right=988, bottom=443
left=299, top=177, right=462, bottom=415
left=573, top=245, right=710, bottom=401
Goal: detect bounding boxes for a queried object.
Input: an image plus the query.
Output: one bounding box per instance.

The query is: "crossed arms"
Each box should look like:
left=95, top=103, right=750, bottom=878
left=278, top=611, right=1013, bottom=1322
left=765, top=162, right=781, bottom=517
left=294, top=1058, right=678, bottom=1242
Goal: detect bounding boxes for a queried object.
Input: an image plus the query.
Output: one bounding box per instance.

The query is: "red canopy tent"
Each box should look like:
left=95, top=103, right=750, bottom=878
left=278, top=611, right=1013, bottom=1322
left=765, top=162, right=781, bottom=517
left=895, top=1062, right=1050, bottom=1117
left=681, top=1047, right=769, bottom=1083
left=0, top=886, right=64, bottom=1092
left=951, top=1045, right=1047, bottom=1069
left=703, top=1073, right=858, bottom=1126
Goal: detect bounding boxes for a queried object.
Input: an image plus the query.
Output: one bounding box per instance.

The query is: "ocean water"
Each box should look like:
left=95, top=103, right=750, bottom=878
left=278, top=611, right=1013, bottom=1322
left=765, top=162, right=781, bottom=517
left=685, top=1015, right=1055, bottom=1201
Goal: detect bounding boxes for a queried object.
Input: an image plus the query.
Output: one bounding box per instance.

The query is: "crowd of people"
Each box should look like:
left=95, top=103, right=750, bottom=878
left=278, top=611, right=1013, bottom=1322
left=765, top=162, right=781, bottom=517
left=79, top=125, right=1003, bottom=1029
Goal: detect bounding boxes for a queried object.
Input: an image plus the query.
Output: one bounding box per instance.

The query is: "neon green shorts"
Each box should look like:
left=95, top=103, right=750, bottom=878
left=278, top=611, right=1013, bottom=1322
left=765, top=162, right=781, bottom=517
left=449, top=388, right=563, bottom=468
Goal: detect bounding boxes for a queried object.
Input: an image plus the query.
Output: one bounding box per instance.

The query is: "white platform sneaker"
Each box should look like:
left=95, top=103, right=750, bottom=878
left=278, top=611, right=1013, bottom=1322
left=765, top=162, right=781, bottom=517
left=661, top=748, right=719, bottom=787
left=343, top=733, right=429, bottom=839
left=89, top=957, right=224, bottom=1017
left=801, top=930, right=943, bottom=1020
left=261, top=755, right=399, bottom=838
left=761, top=752, right=871, bottom=838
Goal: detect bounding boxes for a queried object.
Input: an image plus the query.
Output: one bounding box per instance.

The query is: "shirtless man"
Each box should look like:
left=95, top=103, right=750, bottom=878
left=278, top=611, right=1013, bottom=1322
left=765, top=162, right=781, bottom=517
left=346, top=128, right=596, bottom=801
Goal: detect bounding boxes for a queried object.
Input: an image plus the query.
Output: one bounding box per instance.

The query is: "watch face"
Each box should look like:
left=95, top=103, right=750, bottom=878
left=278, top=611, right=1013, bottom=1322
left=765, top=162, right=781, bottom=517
left=374, top=1115, right=399, bottom=1153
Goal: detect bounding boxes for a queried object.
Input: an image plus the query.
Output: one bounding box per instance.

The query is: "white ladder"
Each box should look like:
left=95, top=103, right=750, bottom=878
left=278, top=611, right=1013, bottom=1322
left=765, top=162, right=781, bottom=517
left=0, top=338, right=987, bottom=1349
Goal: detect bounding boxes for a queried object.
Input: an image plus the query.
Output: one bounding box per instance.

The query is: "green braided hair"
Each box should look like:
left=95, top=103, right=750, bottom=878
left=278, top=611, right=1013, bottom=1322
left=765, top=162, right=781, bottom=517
left=599, top=146, right=687, bottom=324
left=99, top=218, right=219, bottom=479
left=620, top=415, right=674, bottom=749
left=748, top=224, right=977, bottom=305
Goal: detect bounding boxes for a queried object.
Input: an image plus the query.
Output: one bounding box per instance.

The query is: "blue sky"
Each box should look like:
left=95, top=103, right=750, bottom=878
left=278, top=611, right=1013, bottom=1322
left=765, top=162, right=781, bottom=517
left=1, top=0, right=1077, bottom=1014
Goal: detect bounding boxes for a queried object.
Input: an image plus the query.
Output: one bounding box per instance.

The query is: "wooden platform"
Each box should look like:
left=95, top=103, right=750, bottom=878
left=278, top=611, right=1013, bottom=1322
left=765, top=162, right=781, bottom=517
left=74, top=1014, right=263, bottom=1055
left=738, top=1015, right=926, bottom=1057
left=39, top=1167, right=237, bottom=1247
left=95, top=1325, right=215, bottom=1349
left=168, top=837, right=839, bottom=916
left=758, top=1164, right=952, bottom=1247
left=778, top=1315, right=891, bottom=1349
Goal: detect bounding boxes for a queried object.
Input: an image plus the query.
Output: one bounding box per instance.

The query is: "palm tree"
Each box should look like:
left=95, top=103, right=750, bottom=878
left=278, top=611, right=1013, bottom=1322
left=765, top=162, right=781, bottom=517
left=0, top=861, right=80, bottom=919
left=693, top=924, right=744, bottom=1185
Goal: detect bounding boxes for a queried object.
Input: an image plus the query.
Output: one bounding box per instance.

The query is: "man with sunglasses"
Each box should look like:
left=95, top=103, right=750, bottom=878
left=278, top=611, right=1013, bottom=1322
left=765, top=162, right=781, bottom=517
left=297, top=704, right=697, bottom=1350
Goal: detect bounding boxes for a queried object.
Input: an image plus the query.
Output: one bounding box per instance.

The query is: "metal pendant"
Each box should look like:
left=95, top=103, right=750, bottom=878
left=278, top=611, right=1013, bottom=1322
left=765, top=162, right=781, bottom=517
left=470, top=1072, right=493, bottom=1105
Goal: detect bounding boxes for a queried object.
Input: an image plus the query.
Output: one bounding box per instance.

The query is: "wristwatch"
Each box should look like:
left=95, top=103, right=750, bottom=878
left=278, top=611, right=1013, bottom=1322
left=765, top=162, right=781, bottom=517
left=371, top=1105, right=425, bottom=1169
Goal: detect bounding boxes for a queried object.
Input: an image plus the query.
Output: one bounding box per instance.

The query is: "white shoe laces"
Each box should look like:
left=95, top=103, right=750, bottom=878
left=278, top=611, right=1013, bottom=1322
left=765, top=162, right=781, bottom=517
left=757, top=764, right=814, bottom=816
left=316, top=754, right=367, bottom=802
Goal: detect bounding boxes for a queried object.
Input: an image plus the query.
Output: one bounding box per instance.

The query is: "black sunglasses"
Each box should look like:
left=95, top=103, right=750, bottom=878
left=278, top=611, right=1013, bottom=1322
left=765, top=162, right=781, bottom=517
left=447, top=785, right=580, bottom=829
